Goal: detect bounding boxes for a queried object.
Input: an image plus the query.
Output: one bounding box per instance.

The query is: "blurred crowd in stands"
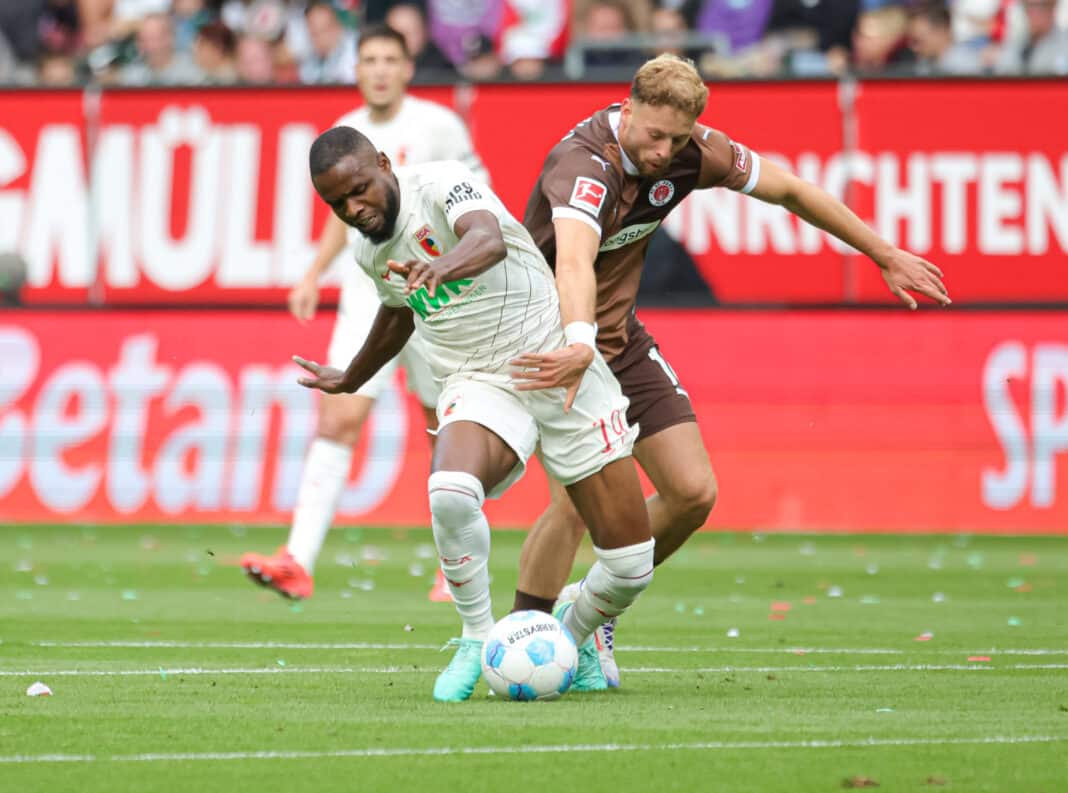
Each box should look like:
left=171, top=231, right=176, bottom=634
left=1, top=0, right=1065, bottom=86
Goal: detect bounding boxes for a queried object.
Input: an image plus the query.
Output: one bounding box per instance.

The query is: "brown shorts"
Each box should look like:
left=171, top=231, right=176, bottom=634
left=608, top=314, right=697, bottom=442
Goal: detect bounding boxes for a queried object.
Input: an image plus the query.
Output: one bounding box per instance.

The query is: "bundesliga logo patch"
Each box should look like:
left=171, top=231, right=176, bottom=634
left=414, top=225, right=442, bottom=257
left=569, top=177, right=607, bottom=216
left=648, top=179, right=675, bottom=207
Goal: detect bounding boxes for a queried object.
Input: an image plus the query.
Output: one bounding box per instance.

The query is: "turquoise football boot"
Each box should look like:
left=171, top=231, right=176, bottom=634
left=432, top=637, right=484, bottom=702
left=552, top=602, right=608, bottom=692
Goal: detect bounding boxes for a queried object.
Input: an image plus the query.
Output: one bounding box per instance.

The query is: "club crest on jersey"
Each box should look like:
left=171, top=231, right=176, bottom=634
left=414, top=225, right=443, bottom=257
left=569, top=177, right=607, bottom=216
left=444, top=396, right=461, bottom=416
left=648, top=179, right=675, bottom=207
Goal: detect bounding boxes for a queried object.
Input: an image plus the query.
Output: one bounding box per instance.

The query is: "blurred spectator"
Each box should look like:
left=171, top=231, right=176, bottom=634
left=299, top=0, right=357, bottom=83
left=109, top=0, right=173, bottom=41
left=457, top=32, right=502, bottom=79
left=852, top=2, right=913, bottom=73
left=574, top=0, right=651, bottom=69
left=951, top=0, right=1000, bottom=44
left=907, top=2, right=984, bottom=73
left=426, top=0, right=504, bottom=69
left=194, top=21, right=238, bottom=82
left=37, top=51, right=79, bottom=84
left=497, top=0, right=570, bottom=79
left=996, top=0, right=1068, bottom=72
left=384, top=3, right=454, bottom=74
left=0, top=0, right=47, bottom=63
left=649, top=6, right=691, bottom=56
left=173, top=0, right=215, bottom=53
left=235, top=31, right=275, bottom=81
left=0, top=252, right=27, bottom=306
left=39, top=0, right=82, bottom=57
left=119, top=12, right=204, bottom=84
left=762, top=0, right=859, bottom=73
left=695, top=0, right=773, bottom=55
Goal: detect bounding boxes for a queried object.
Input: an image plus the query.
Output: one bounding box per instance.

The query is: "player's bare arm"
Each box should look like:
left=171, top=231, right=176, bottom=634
left=749, top=158, right=951, bottom=310
left=294, top=304, right=415, bottom=394
left=510, top=216, right=599, bottom=412
left=386, top=209, right=506, bottom=297
left=289, top=214, right=349, bottom=323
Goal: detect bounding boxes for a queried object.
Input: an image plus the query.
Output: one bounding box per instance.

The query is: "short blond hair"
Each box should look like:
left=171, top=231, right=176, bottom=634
left=630, top=54, right=707, bottom=118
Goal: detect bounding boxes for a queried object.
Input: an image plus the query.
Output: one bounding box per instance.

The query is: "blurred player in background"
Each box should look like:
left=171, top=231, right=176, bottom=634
left=241, top=25, right=488, bottom=600
left=296, top=127, right=654, bottom=701
left=513, top=53, right=951, bottom=688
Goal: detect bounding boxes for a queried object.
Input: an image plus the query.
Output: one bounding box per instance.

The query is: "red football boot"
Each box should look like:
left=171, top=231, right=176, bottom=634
left=240, top=547, right=314, bottom=600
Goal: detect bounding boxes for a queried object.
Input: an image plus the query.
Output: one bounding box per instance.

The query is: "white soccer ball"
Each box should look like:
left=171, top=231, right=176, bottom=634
left=481, top=610, right=578, bottom=701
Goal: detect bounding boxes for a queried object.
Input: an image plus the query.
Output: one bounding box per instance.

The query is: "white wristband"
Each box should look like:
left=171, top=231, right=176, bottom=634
left=564, top=321, right=597, bottom=352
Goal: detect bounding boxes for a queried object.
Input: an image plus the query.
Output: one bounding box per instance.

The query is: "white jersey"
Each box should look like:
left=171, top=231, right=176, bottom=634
left=334, top=96, right=487, bottom=182
left=353, top=161, right=562, bottom=383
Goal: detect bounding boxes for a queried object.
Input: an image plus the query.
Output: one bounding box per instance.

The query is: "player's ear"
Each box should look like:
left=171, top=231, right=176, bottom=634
left=378, top=151, right=392, bottom=172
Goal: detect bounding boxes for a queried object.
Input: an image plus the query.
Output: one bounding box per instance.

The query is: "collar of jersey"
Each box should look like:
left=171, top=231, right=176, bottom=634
left=608, top=110, right=640, bottom=178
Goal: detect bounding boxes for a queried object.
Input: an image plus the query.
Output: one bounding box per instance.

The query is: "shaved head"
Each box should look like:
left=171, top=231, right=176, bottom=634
left=309, top=126, right=377, bottom=177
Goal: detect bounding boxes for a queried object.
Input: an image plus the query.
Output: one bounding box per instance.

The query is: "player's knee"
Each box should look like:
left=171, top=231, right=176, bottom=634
left=596, top=538, right=655, bottom=601
left=672, top=470, right=718, bottom=526
left=428, top=471, right=485, bottom=529
left=316, top=411, right=361, bottom=446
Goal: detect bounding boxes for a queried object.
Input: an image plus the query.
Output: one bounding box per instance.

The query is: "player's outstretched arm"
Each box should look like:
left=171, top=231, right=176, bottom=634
left=510, top=217, right=599, bottom=412
left=747, top=159, right=951, bottom=310
left=289, top=214, right=350, bottom=323
left=387, top=209, right=506, bottom=297
left=293, top=304, right=415, bottom=394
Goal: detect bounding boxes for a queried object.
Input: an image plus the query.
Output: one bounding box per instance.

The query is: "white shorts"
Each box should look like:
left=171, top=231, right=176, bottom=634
left=435, top=353, right=638, bottom=499
left=326, top=266, right=439, bottom=408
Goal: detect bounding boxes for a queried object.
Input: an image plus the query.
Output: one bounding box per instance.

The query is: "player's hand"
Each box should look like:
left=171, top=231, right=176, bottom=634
left=288, top=277, right=320, bottom=324
left=880, top=249, right=951, bottom=310
left=510, top=344, right=595, bottom=413
left=388, top=259, right=448, bottom=297
left=292, top=356, right=350, bottom=394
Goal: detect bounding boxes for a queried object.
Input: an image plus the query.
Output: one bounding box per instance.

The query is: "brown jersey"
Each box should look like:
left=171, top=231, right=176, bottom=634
left=524, top=104, right=758, bottom=361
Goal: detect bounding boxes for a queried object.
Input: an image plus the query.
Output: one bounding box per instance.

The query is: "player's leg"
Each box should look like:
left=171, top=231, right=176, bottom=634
left=398, top=340, right=454, bottom=603
left=428, top=380, right=537, bottom=702
left=635, top=421, right=718, bottom=565
left=531, top=353, right=654, bottom=691
left=241, top=392, right=373, bottom=599
left=512, top=476, right=585, bottom=613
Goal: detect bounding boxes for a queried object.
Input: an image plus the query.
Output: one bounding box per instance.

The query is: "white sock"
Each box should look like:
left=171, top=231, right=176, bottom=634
left=285, top=437, right=351, bottom=572
left=428, top=471, right=494, bottom=640
left=564, top=539, right=655, bottom=646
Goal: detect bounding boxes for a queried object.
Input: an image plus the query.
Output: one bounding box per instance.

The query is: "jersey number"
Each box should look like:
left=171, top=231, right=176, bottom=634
left=648, top=347, right=689, bottom=397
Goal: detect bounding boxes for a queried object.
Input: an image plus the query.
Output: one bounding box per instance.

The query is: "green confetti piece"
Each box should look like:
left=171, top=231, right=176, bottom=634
left=692, top=606, right=705, bottom=616
left=121, top=590, right=138, bottom=601
left=289, top=602, right=304, bottom=614
left=861, top=595, right=881, bottom=605
left=674, top=602, right=686, bottom=614
left=876, top=707, right=895, bottom=713
left=1007, top=577, right=1025, bottom=588
left=159, top=667, right=167, bottom=680
left=1008, top=616, right=1022, bottom=626
left=276, top=659, right=286, bottom=667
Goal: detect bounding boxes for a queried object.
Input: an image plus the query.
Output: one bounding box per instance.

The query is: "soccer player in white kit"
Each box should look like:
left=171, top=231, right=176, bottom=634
left=295, top=126, right=656, bottom=702
left=241, top=25, right=487, bottom=600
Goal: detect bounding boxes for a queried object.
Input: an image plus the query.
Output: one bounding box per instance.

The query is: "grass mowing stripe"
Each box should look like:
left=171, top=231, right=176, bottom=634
left=26, top=641, right=1068, bottom=655
left=5, top=663, right=1068, bottom=677
left=3, top=735, right=1066, bottom=765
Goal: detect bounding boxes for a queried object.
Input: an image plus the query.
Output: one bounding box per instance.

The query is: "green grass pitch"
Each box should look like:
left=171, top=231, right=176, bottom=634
left=3, top=524, right=1067, bottom=793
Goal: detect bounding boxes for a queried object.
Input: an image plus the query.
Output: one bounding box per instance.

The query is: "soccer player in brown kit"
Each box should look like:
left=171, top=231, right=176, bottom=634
left=510, top=53, right=951, bottom=690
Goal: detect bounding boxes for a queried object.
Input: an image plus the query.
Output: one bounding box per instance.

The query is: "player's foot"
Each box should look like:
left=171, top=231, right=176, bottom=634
left=427, top=568, right=453, bottom=602
left=595, top=618, right=621, bottom=688
left=557, top=581, right=619, bottom=688
left=552, top=601, right=608, bottom=692
left=433, top=637, right=483, bottom=702
left=240, top=547, right=314, bottom=600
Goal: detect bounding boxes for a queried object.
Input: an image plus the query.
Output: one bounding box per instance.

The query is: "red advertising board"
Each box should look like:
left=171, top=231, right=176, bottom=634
left=2, top=309, right=1065, bottom=532
left=1, top=80, right=1065, bottom=306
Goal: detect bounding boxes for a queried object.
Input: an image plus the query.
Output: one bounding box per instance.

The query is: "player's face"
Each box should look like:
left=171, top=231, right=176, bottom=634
left=356, top=38, right=414, bottom=112
left=617, top=98, right=696, bottom=178
left=313, top=152, right=400, bottom=243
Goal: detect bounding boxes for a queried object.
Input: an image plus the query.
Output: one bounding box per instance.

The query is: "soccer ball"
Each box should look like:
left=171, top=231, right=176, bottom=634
left=481, top=610, right=578, bottom=701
